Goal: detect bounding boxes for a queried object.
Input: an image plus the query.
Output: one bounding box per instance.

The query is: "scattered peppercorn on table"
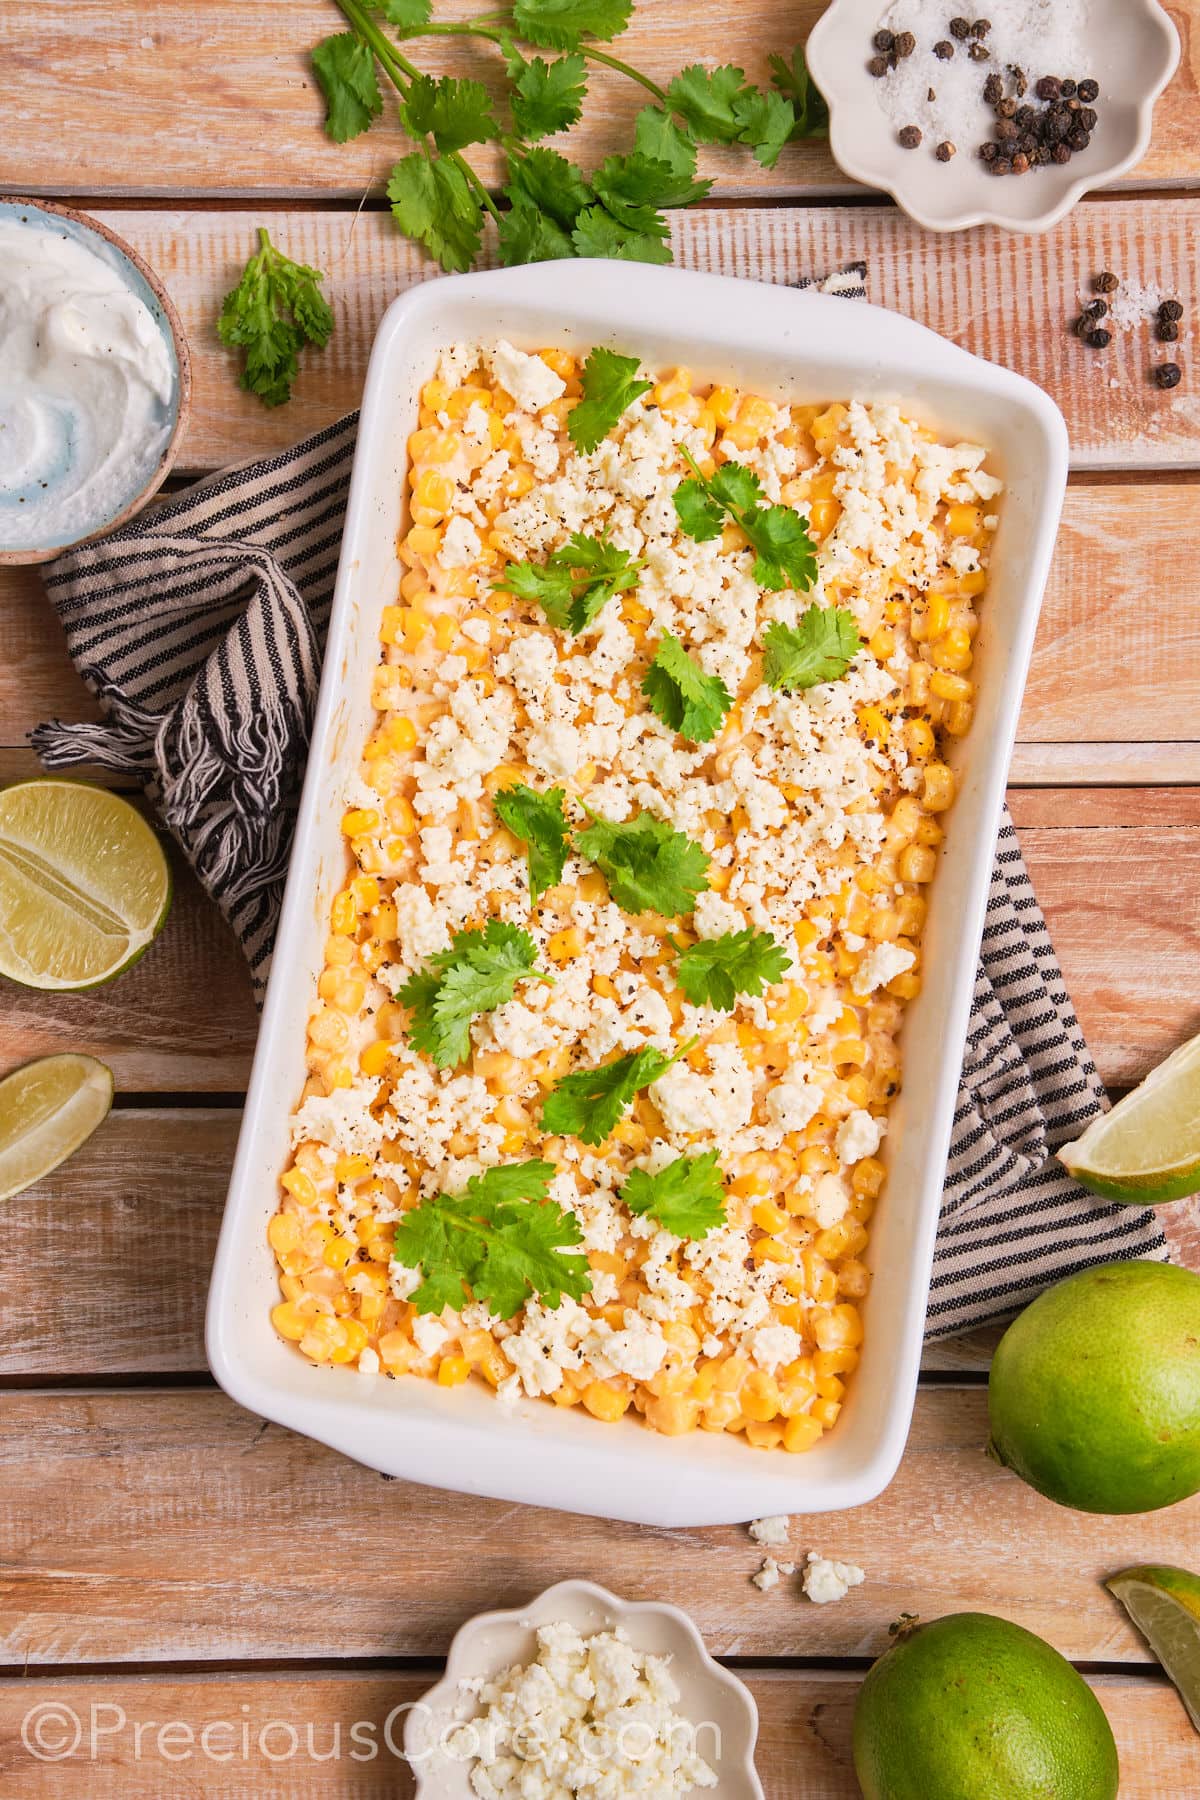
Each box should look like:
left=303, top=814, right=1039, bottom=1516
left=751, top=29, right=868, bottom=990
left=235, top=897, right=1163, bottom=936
left=3, top=4, right=1200, bottom=1793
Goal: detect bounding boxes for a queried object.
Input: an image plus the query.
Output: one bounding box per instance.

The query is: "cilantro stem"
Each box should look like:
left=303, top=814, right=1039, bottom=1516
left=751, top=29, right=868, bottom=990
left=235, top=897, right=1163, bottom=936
left=334, top=0, right=503, bottom=222
left=387, top=18, right=669, bottom=105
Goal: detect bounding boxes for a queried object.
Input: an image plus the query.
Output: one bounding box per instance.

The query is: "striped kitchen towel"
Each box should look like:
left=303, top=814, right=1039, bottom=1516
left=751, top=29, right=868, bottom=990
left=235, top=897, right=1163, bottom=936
left=31, top=310, right=1166, bottom=1338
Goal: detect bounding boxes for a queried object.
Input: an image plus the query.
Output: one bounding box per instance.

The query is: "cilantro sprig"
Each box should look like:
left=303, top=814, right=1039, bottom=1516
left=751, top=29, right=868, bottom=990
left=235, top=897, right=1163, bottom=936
left=674, top=928, right=790, bottom=1011
left=762, top=607, right=862, bottom=692
left=620, top=1150, right=727, bottom=1238
left=397, top=920, right=552, bottom=1068
left=642, top=632, right=732, bottom=743
left=217, top=228, right=334, bottom=408
left=392, top=1161, right=592, bottom=1318
left=493, top=783, right=572, bottom=900
left=567, top=347, right=653, bottom=454
left=542, top=1040, right=693, bottom=1146
left=296, top=0, right=826, bottom=283
left=673, top=449, right=818, bottom=592
left=497, top=532, right=643, bottom=634
left=577, top=810, right=710, bottom=918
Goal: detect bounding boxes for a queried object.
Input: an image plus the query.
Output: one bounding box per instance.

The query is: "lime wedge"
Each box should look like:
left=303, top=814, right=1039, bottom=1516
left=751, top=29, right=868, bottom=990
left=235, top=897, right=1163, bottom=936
left=0, top=779, right=171, bottom=990
left=1058, top=1031, right=1200, bottom=1205
left=0, top=1054, right=114, bottom=1201
left=1106, top=1565, right=1200, bottom=1733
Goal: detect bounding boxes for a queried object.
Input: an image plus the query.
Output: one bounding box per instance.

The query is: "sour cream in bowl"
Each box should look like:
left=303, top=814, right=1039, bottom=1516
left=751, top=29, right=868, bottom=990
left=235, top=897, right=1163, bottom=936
left=0, top=199, right=189, bottom=564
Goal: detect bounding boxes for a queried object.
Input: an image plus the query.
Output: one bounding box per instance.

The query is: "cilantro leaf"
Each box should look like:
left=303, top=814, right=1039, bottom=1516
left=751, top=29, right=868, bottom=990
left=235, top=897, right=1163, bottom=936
left=506, top=146, right=595, bottom=229
left=634, top=106, right=700, bottom=180
left=567, top=346, right=652, bottom=454
left=674, top=928, right=790, bottom=1010
left=673, top=448, right=818, bottom=591
left=732, top=87, right=796, bottom=170
left=506, top=46, right=588, bottom=140
left=641, top=632, right=732, bottom=743
left=577, top=810, right=709, bottom=917
left=591, top=151, right=711, bottom=226
left=493, top=783, right=573, bottom=899
left=512, top=0, right=634, bottom=51
left=402, top=73, right=497, bottom=154
left=217, top=227, right=334, bottom=408
left=665, top=64, right=751, bottom=143
left=620, top=1150, right=727, bottom=1238
left=498, top=192, right=577, bottom=265
left=397, top=920, right=551, bottom=1067
left=497, top=531, right=642, bottom=634
left=312, top=32, right=382, bottom=144
left=769, top=45, right=830, bottom=139
left=378, top=0, right=433, bottom=25
left=387, top=151, right=483, bottom=273
left=571, top=205, right=672, bottom=264
left=392, top=1161, right=592, bottom=1318
left=542, top=1042, right=689, bottom=1146
left=762, top=607, right=862, bottom=692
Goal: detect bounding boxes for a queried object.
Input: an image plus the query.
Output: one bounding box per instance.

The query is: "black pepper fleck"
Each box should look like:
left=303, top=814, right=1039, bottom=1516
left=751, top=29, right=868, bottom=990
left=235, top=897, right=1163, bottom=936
left=997, top=96, right=1018, bottom=118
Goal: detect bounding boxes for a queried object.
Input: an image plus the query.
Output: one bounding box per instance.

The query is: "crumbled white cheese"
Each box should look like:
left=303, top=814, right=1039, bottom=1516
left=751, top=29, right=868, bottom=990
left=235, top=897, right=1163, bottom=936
left=836, top=1109, right=884, bottom=1165
left=810, top=1171, right=850, bottom=1231
left=489, top=339, right=566, bottom=413
left=852, top=941, right=916, bottom=997
left=748, top=1514, right=792, bottom=1548
left=440, top=515, right=482, bottom=568
left=802, top=1552, right=865, bottom=1605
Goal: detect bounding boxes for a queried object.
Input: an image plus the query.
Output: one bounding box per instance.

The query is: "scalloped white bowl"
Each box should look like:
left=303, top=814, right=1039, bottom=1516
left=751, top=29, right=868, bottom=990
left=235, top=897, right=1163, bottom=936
left=806, top=0, right=1180, bottom=232
left=405, top=1580, right=763, bottom=1799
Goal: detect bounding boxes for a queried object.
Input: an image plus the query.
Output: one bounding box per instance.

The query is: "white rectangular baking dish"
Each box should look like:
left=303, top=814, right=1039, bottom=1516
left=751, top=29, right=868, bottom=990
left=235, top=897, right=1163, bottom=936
left=207, top=261, right=1068, bottom=1527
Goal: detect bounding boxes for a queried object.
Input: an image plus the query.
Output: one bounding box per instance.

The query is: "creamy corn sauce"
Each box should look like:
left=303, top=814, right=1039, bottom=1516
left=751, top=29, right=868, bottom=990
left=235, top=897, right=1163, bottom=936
left=269, top=341, right=1000, bottom=1454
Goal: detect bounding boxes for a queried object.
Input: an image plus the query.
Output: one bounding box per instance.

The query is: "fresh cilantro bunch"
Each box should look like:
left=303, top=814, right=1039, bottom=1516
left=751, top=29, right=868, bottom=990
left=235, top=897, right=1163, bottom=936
left=397, top=920, right=552, bottom=1067
left=307, top=0, right=827, bottom=277
left=641, top=632, right=732, bottom=743
left=674, top=928, right=790, bottom=1010
left=673, top=448, right=818, bottom=592
left=497, top=531, right=643, bottom=633
left=392, top=1161, right=592, bottom=1317
left=620, top=1150, right=726, bottom=1238
left=577, top=810, right=710, bottom=917
left=493, top=783, right=573, bottom=900
left=542, top=1040, right=692, bottom=1146
left=763, top=607, right=862, bottom=691
left=217, top=227, right=334, bottom=407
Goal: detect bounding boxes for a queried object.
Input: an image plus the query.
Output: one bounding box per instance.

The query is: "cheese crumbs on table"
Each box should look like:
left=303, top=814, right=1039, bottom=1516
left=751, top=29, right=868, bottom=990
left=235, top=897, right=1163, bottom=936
left=269, top=336, right=1002, bottom=1454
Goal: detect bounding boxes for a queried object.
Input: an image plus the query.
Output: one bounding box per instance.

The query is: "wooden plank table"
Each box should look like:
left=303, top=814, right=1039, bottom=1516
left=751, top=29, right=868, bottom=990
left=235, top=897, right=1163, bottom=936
left=2, top=3, right=1200, bottom=1790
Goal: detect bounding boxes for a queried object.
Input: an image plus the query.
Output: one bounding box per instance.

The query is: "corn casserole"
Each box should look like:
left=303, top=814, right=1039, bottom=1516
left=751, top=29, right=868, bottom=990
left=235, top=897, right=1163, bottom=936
left=268, top=337, right=1001, bottom=1454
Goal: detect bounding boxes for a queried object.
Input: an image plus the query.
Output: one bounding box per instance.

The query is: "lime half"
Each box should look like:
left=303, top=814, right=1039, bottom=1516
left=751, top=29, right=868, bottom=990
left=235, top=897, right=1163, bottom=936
left=1058, top=1031, right=1200, bottom=1205
left=0, top=779, right=171, bottom=990
left=0, top=1054, right=114, bottom=1201
left=1107, top=1565, right=1200, bottom=1733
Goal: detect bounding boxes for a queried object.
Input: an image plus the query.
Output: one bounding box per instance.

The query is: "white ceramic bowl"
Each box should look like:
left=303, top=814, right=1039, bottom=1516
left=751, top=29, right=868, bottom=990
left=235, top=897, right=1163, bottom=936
left=806, top=0, right=1180, bottom=233
left=207, top=260, right=1067, bottom=1525
left=405, top=1580, right=763, bottom=1799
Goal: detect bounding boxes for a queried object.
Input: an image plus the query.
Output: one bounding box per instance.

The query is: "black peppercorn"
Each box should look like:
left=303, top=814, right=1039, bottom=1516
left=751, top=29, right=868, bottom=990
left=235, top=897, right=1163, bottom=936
left=1067, top=126, right=1091, bottom=151
left=1078, top=107, right=1098, bottom=131
left=979, top=140, right=998, bottom=161
left=972, top=18, right=992, bottom=35
left=1052, top=142, right=1071, bottom=163
left=997, top=98, right=1018, bottom=119
left=894, top=30, right=917, bottom=56
left=995, top=117, right=1018, bottom=141
left=898, top=124, right=923, bottom=148
left=1159, top=299, right=1184, bottom=322
left=1032, top=144, right=1051, bottom=165
left=968, top=40, right=990, bottom=60
left=867, top=54, right=890, bottom=76
left=873, top=28, right=895, bottom=50
left=1035, top=75, right=1062, bottom=100
left=1154, top=362, right=1182, bottom=389
left=935, top=140, right=956, bottom=161
left=983, top=71, right=1002, bottom=102
left=1011, top=152, right=1030, bottom=173
left=934, top=39, right=954, bottom=60
left=990, top=157, right=1012, bottom=175
left=1077, top=78, right=1100, bottom=103
left=1083, top=298, right=1108, bottom=320
left=1085, top=327, right=1112, bottom=348
left=1158, top=320, right=1180, bottom=342
left=950, top=15, right=971, bottom=37
left=1060, top=78, right=1076, bottom=97
left=1095, top=271, right=1119, bottom=293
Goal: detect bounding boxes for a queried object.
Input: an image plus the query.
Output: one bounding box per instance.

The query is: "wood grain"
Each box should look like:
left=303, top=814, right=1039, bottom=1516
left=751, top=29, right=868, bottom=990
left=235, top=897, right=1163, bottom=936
left=3, top=0, right=1198, bottom=201
left=2, top=1386, right=1199, bottom=1664
left=0, top=1109, right=1192, bottom=1380
left=13, top=203, right=1194, bottom=475
left=6, top=483, right=1200, bottom=765
left=0, top=1668, right=1195, bottom=1796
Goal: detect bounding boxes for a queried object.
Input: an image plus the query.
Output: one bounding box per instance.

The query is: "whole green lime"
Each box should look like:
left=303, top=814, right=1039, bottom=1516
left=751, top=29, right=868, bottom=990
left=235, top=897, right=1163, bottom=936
left=988, top=1260, right=1200, bottom=1514
left=852, top=1612, right=1119, bottom=1800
